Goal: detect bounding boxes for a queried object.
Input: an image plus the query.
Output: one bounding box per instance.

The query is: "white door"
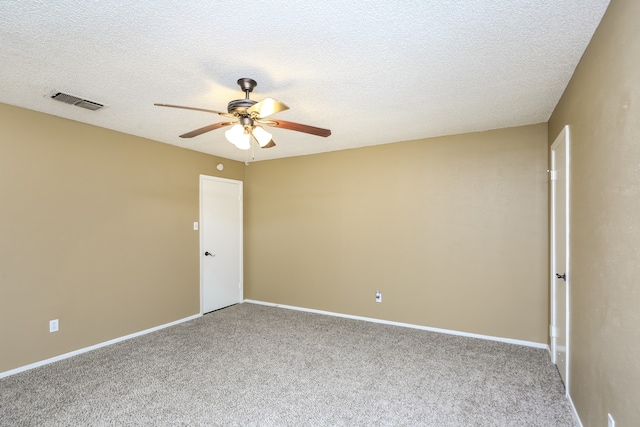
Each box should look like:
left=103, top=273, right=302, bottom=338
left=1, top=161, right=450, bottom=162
left=200, top=175, right=243, bottom=313
left=550, top=126, right=569, bottom=390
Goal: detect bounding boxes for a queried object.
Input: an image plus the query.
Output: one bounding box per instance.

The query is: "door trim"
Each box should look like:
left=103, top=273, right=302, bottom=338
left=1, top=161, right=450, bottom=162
left=199, top=174, right=243, bottom=314
left=550, top=125, right=570, bottom=393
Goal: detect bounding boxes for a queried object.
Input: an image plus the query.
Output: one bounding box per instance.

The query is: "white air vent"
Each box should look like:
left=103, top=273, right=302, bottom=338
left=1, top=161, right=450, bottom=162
left=51, top=92, right=104, bottom=111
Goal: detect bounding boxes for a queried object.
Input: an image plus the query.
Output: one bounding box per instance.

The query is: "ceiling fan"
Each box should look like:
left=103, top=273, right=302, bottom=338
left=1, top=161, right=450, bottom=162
left=155, top=78, right=331, bottom=150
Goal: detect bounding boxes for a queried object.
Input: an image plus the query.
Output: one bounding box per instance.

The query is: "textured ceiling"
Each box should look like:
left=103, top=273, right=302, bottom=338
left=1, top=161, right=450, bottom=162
left=0, top=1, right=610, bottom=162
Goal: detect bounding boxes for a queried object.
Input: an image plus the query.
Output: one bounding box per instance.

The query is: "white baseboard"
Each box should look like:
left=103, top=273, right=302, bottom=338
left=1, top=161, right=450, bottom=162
left=243, top=299, right=549, bottom=350
left=3, top=303, right=551, bottom=380
left=0, top=313, right=201, bottom=379
left=567, top=391, right=583, bottom=427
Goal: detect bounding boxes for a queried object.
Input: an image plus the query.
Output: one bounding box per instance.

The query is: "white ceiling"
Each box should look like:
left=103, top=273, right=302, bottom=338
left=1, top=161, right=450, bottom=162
left=0, top=1, right=610, bottom=162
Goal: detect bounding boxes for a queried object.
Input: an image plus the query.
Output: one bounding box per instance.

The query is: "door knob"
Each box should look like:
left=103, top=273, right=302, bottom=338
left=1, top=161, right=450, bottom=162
left=556, top=273, right=566, bottom=281
left=204, top=251, right=215, bottom=257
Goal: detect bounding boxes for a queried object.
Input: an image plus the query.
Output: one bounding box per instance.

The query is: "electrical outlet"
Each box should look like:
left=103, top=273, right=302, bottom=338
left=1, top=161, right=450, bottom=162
left=375, top=291, right=382, bottom=303
left=49, top=319, right=59, bottom=333
left=608, top=413, right=615, bottom=427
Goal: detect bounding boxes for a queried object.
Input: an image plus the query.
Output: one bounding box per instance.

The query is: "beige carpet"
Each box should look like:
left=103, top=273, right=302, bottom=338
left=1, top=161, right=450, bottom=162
left=0, top=302, right=576, bottom=426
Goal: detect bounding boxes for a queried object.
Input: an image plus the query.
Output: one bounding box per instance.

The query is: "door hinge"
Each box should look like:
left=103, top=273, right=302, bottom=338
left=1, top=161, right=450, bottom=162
left=549, top=170, right=558, bottom=181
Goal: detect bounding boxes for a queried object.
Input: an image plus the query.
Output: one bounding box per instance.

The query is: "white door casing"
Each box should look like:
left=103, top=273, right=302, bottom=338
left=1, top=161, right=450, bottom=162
left=550, top=125, right=570, bottom=391
left=200, top=175, right=243, bottom=314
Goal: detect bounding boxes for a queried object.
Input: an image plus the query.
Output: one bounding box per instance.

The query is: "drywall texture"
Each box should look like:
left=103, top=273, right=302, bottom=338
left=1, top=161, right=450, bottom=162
left=245, top=124, right=549, bottom=343
left=0, top=103, right=243, bottom=373
left=548, top=0, right=640, bottom=425
left=0, top=1, right=610, bottom=162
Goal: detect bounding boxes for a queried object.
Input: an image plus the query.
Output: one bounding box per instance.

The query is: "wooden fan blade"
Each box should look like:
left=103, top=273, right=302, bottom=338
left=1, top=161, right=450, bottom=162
left=155, top=103, right=234, bottom=117
left=179, top=121, right=235, bottom=138
left=248, top=98, right=289, bottom=118
left=265, top=119, right=331, bottom=137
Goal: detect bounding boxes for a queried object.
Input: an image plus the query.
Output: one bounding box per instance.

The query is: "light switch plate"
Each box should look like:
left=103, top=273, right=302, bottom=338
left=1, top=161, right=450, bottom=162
left=193, top=222, right=199, bottom=231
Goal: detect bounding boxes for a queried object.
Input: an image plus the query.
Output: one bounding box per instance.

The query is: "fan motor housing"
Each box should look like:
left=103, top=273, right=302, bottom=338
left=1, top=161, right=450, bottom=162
left=227, top=98, right=257, bottom=114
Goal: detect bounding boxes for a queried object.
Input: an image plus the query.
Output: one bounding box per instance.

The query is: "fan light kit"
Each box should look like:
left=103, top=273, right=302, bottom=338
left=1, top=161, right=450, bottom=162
left=155, top=78, right=331, bottom=150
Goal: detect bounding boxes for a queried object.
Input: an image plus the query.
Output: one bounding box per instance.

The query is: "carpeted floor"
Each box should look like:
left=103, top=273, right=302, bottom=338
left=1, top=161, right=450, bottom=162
left=0, top=303, right=576, bottom=426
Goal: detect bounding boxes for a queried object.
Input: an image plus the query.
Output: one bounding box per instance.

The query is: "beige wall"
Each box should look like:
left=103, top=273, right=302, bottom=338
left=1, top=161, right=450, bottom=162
left=245, top=124, right=549, bottom=343
left=0, top=103, right=243, bottom=373
left=1, top=103, right=550, bottom=375
left=3, top=3, right=636, bottom=420
left=548, top=0, right=640, bottom=425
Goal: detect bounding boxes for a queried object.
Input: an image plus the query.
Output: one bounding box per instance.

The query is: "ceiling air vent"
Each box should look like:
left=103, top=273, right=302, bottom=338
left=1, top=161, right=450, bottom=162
left=51, top=92, right=104, bottom=111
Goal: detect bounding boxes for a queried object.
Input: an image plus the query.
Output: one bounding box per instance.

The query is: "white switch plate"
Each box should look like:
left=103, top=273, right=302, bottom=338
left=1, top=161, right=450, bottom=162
left=375, top=291, right=382, bottom=302
left=193, top=222, right=198, bottom=231
left=49, top=319, right=59, bottom=333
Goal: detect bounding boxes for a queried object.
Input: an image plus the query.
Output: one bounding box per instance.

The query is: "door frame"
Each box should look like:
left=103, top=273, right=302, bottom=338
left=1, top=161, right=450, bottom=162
left=550, top=125, right=570, bottom=393
left=199, top=174, right=243, bottom=314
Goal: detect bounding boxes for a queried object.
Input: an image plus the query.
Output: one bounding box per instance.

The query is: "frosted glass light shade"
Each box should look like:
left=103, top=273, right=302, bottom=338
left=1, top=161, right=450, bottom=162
left=252, top=126, right=273, bottom=147
left=225, top=124, right=251, bottom=150
left=235, top=135, right=251, bottom=150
